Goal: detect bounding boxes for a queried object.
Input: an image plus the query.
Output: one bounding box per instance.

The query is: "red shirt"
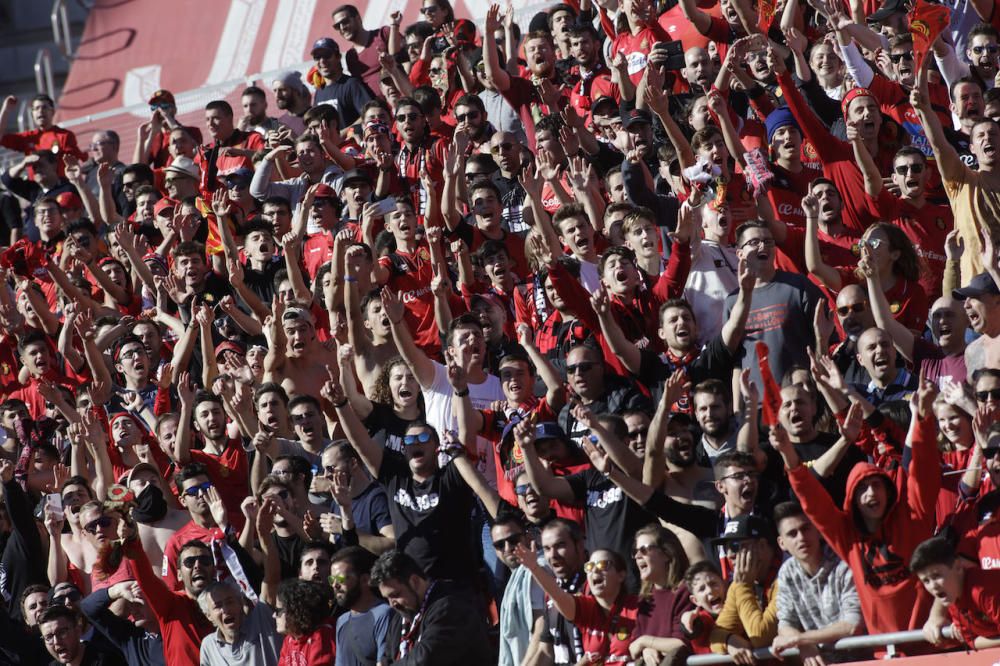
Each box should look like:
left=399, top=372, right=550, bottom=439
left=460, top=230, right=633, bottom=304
left=162, top=520, right=225, bottom=590
left=574, top=594, right=641, bottom=662
left=379, top=246, right=443, bottom=357
left=946, top=567, right=1000, bottom=647
left=500, top=76, right=570, bottom=152
left=345, top=27, right=392, bottom=98
left=776, top=225, right=860, bottom=276
left=658, top=0, right=723, bottom=50
left=1, top=125, right=85, bottom=175
left=767, top=163, right=823, bottom=228
left=836, top=268, right=929, bottom=333
left=198, top=129, right=265, bottom=177
left=611, top=24, right=671, bottom=86
left=569, top=66, right=618, bottom=122
left=149, top=126, right=204, bottom=168
left=868, top=191, right=953, bottom=302
left=188, top=440, right=249, bottom=529
left=279, top=624, right=336, bottom=665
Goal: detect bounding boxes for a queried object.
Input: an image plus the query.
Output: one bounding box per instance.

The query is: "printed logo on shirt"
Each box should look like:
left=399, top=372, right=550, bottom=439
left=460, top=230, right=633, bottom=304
left=626, top=52, right=647, bottom=75
left=401, top=286, right=431, bottom=304
left=982, top=556, right=1000, bottom=570
left=586, top=485, right=623, bottom=509
left=394, top=488, right=440, bottom=512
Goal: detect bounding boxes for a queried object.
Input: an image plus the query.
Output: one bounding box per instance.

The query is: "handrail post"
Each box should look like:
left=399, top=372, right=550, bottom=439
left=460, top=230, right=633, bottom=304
left=50, top=0, right=74, bottom=60
left=16, top=101, right=30, bottom=133
left=34, top=49, right=55, bottom=99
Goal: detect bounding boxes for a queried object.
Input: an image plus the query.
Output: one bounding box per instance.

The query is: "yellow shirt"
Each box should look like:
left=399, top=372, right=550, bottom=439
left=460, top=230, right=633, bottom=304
left=942, top=168, right=1000, bottom=285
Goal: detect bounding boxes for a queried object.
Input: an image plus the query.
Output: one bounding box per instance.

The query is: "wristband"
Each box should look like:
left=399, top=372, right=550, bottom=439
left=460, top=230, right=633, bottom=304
left=344, top=276, right=357, bottom=283
left=333, top=398, right=348, bottom=409
left=454, top=387, right=470, bottom=397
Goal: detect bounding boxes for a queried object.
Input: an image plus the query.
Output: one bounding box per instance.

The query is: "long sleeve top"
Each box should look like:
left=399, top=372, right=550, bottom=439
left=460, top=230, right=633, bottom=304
left=80, top=587, right=167, bottom=666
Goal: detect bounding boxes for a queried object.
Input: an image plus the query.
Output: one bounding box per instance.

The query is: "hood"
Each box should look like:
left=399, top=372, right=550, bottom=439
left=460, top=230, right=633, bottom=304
left=844, top=461, right=898, bottom=532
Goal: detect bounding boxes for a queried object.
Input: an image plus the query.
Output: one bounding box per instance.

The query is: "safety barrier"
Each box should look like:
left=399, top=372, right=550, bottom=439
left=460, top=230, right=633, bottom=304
left=686, top=627, right=957, bottom=664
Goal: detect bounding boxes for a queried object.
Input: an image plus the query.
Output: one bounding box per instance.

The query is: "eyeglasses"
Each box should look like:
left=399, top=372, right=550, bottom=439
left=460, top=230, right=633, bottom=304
left=122, top=180, right=139, bottom=189
left=976, top=388, right=1000, bottom=402
left=889, top=52, right=914, bottom=63
left=633, top=544, right=661, bottom=558
left=183, top=481, right=213, bottom=497
left=264, top=489, right=290, bottom=501
left=455, top=111, right=479, bottom=123
left=430, top=67, right=446, bottom=76
left=584, top=560, right=613, bottom=573
left=465, top=171, right=487, bottom=180
left=514, top=483, right=532, bottom=496
left=859, top=238, right=884, bottom=249
left=396, top=112, right=421, bottom=122
left=492, top=534, right=524, bottom=550
left=420, top=5, right=439, bottom=14
left=119, top=347, right=146, bottom=360
left=721, top=471, right=758, bottom=483
left=972, top=45, right=1000, bottom=55
left=403, top=432, right=433, bottom=446
left=894, top=163, right=924, bottom=175
left=836, top=303, right=866, bottom=316
left=566, top=361, right=596, bottom=375
left=51, top=589, right=82, bottom=606
left=83, top=516, right=113, bottom=534
left=42, top=626, right=73, bottom=645
left=740, top=237, right=775, bottom=249
left=181, top=554, right=214, bottom=569
left=490, top=142, right=514, bottom=153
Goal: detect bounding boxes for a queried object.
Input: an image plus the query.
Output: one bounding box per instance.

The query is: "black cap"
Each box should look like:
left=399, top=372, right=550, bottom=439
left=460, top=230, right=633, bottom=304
left=953, top=272, right=1000, bottom=300
left=621, top=106, right=653, bottom=129
left=311, top=37, right=339, bottom=57
left=341, top=169, right=373, bottom=188
left=867, top=0, right=907, bottom=23
left=710, top=515, right=776, bottom=548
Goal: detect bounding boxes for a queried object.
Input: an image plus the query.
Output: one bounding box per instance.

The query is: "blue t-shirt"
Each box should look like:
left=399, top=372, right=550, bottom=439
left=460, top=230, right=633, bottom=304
left=335, top=601, right=394, bottom=666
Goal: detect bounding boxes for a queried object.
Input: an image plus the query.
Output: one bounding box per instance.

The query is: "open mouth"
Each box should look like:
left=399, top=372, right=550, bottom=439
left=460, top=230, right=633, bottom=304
left=675, top=328, right=691, bottom=343
left=864, top=121, right=876, bottom=133
left=614, top=269, right=628, bottom=283
left=983, top=144, right=996, bottom=157
left=873, top=356, right=889, bottom=371
left=820, top=202, right=835, bottom=216
left=576, top=237, right=590, bottom=251
left=707, top=594, right=723, bottom=611
left=905, top=178, right=919, bottom=188
left=398, top=387, right=414, bottom=400
left=291, top=341, right=307, bottom=353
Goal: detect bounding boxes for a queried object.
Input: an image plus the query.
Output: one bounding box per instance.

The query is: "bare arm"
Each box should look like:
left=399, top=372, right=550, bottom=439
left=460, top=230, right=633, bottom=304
left=325, top=378, right=384, bottom=477
left=802, top=192, right=843, bottom=290
left=864, top=261, right=916, bottom=361
left=482, top=5, right=512, bottom=92
left=383, top=288, right=436, bottom=389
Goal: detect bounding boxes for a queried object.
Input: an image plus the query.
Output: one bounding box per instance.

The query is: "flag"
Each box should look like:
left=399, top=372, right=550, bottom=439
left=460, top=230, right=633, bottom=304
left=909, top=0, right=951, bottom=73
left=755, top=341, right=783, bottom=427
left=759, top=0, right=778, bottom=35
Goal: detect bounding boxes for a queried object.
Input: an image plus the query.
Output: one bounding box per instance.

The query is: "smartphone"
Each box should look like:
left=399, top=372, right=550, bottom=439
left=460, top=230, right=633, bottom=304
left=46, top=493, right=64, bottom=518
left=373, top=197, right=397, bottom=217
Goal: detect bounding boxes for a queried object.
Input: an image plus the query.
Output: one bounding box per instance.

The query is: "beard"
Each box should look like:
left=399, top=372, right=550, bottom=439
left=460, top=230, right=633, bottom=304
left=336, top=584, right=361, bottom=609
left=665, top=448, right=695, bottom=468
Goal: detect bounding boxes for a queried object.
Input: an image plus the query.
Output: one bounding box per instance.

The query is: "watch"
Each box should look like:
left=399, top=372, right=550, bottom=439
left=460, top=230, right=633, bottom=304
left=454, top=387, right=470, bottom=397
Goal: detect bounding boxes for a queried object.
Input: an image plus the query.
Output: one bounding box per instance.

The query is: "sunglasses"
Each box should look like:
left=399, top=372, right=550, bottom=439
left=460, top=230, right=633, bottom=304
left=182, top=554, right=213, bottom=569
left=83, top=516, right=113, bottom=534
left=329, top=573, right=349, bottom=585
left=455, top=111, right=479, bottom=123
left=889, top=52, right=914, bottom=63
left=514, top=483, right=532, bottom=496
left=894, top=163, right=924, bottom=175
left=403, top=432, right=433, bottom=446
left=976, top=389, right=1000, bottom=402
left=333, top=18, right=352, bottom=30
left=584, top=560, right=613, bottom=573
left=465, top=171, right=487, bottom=180
left=566, top=361, right=596, bottom=375
left=420, top=5, right=439, bottom=14
left=51, top=589, right=82, bottom=606
left=183, top=481, right=213, bottom=497
left=274, top=607, right=286, bottom=617
left=396, top=112, right=421, bottom=122
left=837, top=303, right=866, bottom=316
left=859, top=238, right=884, bottom=249
left=972, top=45, right=1000, bottom=55
left=633, top=544, right=661, bottom=558
left=627, top=428, right=648, bottom=440
left=430, top=67, right=446, bottom=75
left=725, top=540, right=747, bottom=555
left=492, top=534, right=524, bottom=550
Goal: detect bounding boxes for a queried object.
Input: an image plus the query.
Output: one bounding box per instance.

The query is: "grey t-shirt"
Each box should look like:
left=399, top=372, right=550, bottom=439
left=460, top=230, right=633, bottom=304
left=724, top=271, right=823, bottom=387
left=335, top=601, right=394, bottom=666
left=199, top=601, right=281, bottom=666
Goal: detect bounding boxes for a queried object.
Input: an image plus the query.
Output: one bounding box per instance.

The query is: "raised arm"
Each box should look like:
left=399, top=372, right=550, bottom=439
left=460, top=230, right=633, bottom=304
left=256, top=501, right=281, bottom=607
left=383, top=288, right=436, bottom=389
left=851, top=123, right=883, bottom=198
left=592, top=285, right=642, bottom=375
left=862, top=256, right=916, bottom=361
left=910, top=54, right=969, bottom=182
left=802, top=191, right=844, bottom=290
left=173, top=372, right=196, bottom=465
left=517, top=416, right=576, bottom=504
left=516, top=323, right=566, bottom=413
left=514, top=542, right=577, bottom=621
left=642, top=71, right=696, bottom=170
left=448, top=357, right=501, bottom=518
left=325, top=376, right=384, bottom=477
left=721, top=254, right=755, bottom=354
left=482, top=4, right=512, bottom=92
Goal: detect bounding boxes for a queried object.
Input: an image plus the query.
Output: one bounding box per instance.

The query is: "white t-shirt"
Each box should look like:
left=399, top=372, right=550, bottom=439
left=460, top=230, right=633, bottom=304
left=423, top=361, right=505, bottom=486
left=684, top=239, right=740, bottom=347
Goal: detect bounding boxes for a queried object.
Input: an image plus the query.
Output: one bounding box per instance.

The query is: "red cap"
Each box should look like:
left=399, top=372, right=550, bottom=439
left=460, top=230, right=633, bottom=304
left=148, top=89, right=175, bottom=106
left=153, top=197, right=177, bottom=218
left=313, top=183, right=338, bottom=200
left=214, top=340, right=247, bottom=358
left=840, top=87, right=875, bottom=121
left=55, top=191, right=83, bottom=210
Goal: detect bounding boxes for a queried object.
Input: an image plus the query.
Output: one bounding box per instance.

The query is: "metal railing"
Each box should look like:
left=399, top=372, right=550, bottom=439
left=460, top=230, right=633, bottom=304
left=35, top=49, right=55, bottom=101
left=686, top=627, right=957, bottom=664
left=51, top=0, right=75, bottom=60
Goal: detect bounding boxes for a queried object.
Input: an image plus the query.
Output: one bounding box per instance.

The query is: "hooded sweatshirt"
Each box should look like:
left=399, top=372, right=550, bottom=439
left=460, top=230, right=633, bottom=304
left=787, top=415, right=940, bottom=635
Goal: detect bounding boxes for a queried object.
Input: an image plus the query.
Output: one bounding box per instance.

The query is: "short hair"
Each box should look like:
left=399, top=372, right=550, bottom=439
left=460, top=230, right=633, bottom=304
left=18, top=330, right=50, bottom=355
left=295, top=132, right=324, bottom=153
left=540, top=517, right=585, bottom=543
left=178, top=539, right=212, bottom=560
left=568, top=23, right=600, bottom=40
left=973, top=368, right=1000, bottom=385
left=405, top=21, right=436, bottom=40
left=691, top=126, right=724, bottom=153
left=454, top=94, right=487, bottom=114
left=274, top=454, right=314, bottom=488
left=910, top=536, right=958, bottom=573
left=412, top=86, right=443, bottom=114
left=394, top=96, right=423, bottom=116
left=262, top=196, right=292, bottom=214
left=197, top=580, right=241, bottom=615
left=894, top=146, right=927, bottom=164
left=469, top=177, right=501, bottom=200
left=968, top=22, right=999, bottom=43
left=467, top=153, right=499, bottom=173
left=134, top=184, right=159, bottom=201
left=257, top=476, right=293, bottom=500
left=445, top=313, right=483, bottom=347
left=332, top=4, right=361, bottom=18
left=772, top=501, right=807, bottom=530
left=171, top=240, right=206, bottom=261
left=31, top=94, right=55, bottom=108
left=37, top=605, right=79, bottom=628
left=300, top=540, right=337, bottom=565
left=205, top=100, right=234, bottom=116
left=369, top=549, right=426, bottom=588
left=950, top=76, right=984, bottom=102
left=193, top=390, right=223, bottom=412
left=888, top=34, right=913, bottom=51
left=985, top=87, right=1000, bottom=106
left=658, top=297, right=696, bottom=322
left=331, top=545, right=377, bottom=576
left=254, top=382, right=289, bottom=406
left=122, top=163, right=155, bottom=183
left=683, top=560, right=722, bottom=589
left=621, top=206, right=655, bottom=238
left=713, top=451, right=758, bottom=479
left=288, top=394, right=322, bottom=414
left=174, top=462, right=211, bottom=494
left=598, top=245, right=637, bottom=276
left=60, top=476, right=93, bottom=497
left=552, top=203, right=588, bottom=231
left=524, top=29, right=555, bottom=47
left=476, top=239, right=510, bottom=263
left=303, top=104, right=340, bottom=128
left=535, top=113, right=563, bottom=136
left=242, top=85, right=266, bottom=99
left=734, top=220, right=771, bottom=246
left=498, top=350, right=534, bottom=374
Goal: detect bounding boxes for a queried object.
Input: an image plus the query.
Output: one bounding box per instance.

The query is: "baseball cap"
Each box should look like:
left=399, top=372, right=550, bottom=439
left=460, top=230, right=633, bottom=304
left=591, top=95, right=618, bottom=116
left=55, top=191, right=83, bottom=211
left=953, top=272, right=1000, bottom=300
left=341, top=169, right=373, bottom=188
left=215, top=340, right=247, bottom=359
left=282, top=306, right=315, bottom=325
left=364, top=120, right=390, bottom=137
left=127, top=462, right=160, bottom=487
left=868, top=0, right=907, bottom=22
left=148, top=89, right=175, bottom=106
left=312, top=183, right=339, bottom=200
left=221, top=167, right=253, bottom=186
left=163, top=156, right=200, bottom=181
left=471, top=293, right=505, bottom=312
left=711, top=515, right=776, bottom=548
left=311, top=37, right=340, bottom=58
left=153, top=197, right=177, bottom=218
left=621, top=106, right=653, bottom=129
left=535, top=422, right=570, bottom=443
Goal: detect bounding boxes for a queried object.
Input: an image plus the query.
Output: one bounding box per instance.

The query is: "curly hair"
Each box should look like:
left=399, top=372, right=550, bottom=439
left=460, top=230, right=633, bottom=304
left=371, top=356, right=422, bottom=409
left=276, top=579, right=335, bottom=637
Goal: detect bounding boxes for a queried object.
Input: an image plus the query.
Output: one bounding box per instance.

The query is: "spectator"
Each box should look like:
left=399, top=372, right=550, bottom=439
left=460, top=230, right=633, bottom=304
left=330, top=546, right=393, bottom=666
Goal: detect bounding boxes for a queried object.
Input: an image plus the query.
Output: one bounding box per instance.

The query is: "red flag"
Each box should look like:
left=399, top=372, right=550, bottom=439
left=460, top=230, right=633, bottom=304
left=758, top=0, right=778, bottom=35
left=909, top=0, right=951, bottom=73
left=755, top=341, right=783, bottom=427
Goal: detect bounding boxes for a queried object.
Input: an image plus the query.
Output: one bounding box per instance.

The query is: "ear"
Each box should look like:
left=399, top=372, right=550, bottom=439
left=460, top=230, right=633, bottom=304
left=714, top=479, right=725, bottom=495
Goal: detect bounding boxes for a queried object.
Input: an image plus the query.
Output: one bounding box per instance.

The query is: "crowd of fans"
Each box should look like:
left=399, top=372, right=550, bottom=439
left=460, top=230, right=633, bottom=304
left=1, top=0, right=1000, bottom=663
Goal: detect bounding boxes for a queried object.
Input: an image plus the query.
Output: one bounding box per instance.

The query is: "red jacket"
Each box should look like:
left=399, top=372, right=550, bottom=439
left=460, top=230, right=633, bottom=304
left=788, top=414, right=941, bottom=634
left=948, top=567, right=1000, bottom=647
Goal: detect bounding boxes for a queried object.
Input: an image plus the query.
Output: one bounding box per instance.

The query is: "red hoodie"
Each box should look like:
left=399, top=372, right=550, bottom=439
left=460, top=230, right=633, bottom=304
left=788, top=415, right=940, bottom=635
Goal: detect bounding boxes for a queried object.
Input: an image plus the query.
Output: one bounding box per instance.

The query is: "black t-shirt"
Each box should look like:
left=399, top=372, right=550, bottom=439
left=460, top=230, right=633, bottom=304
left=638, top=333, right=739, bottom=406
left=313, top=74, right=374, bottom=128
left=242, top=257, right=286, bottom=305
left=377, top=451, right=479, bottom=583
left=557, top=375, right=652, bottom=446
left=364, top=402, right=423, bottom=454
left=565, top=467, right=652, bottom=558
left=274, top=532, right=306, bottom=581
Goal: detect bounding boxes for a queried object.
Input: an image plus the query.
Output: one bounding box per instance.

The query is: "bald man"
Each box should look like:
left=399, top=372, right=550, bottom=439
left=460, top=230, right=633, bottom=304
left=851, top=328, right=917, bottom=406
left=827, top=284, right=879, bottom=385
